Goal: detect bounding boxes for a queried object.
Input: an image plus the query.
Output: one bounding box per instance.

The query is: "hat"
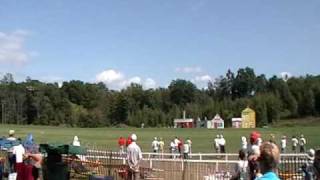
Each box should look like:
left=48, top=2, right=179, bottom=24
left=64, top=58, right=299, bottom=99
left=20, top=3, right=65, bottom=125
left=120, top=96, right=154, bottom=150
left=154, top=137, right=157, bottom=140
left=9, top=130, right=15, bottom=135
left=307, top=149, right=315, bottom=161
left=131, top=134, right=137, bottom=141
left=250, top=131, right=261, bottom=143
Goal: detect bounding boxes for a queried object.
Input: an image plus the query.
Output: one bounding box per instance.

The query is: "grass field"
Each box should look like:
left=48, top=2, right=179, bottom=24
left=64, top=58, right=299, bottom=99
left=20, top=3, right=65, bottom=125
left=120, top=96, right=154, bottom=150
left=0, top=119, right=319, bottom=153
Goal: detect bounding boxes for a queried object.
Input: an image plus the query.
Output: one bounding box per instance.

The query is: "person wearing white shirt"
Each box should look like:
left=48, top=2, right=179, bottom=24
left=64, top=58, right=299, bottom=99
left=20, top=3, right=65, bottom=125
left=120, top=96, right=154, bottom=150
left=170, top=140, right=176, bottom=159
left=72, top=136, right=81, bottom=146
left=186, top=138, right=192, bottom=157
left=292, top=136, right=298, bottom=153
left=151, top=137, right=159, bottom=153
left=281, top=136, right=287, bottom=153
left=219, top=135, right=226, bottom=153
left=299, top=134, right=307, bottom=153
left=241, top=136, right=248, bottom=152
left=13, top=139, right=26, bottom=180
left=127, top=134, right=142, bottom=180
left=183, top=142, right=190, bottom=159
left=214, top=135, right=220, bottom=153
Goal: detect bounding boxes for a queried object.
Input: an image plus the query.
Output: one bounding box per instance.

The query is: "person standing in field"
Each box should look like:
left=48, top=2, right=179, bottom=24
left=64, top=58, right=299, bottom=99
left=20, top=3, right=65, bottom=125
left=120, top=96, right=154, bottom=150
left=186, top=138, right=192, bottom=157
left=241, top=136, right=248, bottom=152
left=178, top=138, right=183, bottom=156
left=151, top=137, right=159, bottom=153
left=158, top=138, right=164, bottom=158
left=127, top=134, right=142, bottom=180
left=219, top=135, right=226, bottom=153
left=170, top=139, right=176, bottom=159
left=300, top=134, right=307, bottom=153
left=280, top=136, right=287, bottom=153
left=72, top=136, right=81, bottom=146
left=183, top=141, right=190, bottom=159
left=291, top=136, right=298, bottom=153
left=214, top=135, right=220, bottom=153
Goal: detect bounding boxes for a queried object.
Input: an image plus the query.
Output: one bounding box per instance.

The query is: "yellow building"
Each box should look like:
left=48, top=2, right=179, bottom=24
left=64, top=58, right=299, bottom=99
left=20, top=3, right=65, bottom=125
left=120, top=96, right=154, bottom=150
left=241, top=107, right=256, bottom=128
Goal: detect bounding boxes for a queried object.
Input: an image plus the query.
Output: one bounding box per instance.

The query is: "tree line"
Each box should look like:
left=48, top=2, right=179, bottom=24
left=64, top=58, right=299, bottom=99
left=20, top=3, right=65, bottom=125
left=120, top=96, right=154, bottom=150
left=0, top=67, right=320, bottom=128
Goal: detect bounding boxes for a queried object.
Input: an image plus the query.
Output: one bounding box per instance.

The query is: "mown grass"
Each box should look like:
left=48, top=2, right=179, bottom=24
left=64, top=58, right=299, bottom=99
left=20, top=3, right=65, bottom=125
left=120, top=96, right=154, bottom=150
left=0, top=119, right=319, bottom=153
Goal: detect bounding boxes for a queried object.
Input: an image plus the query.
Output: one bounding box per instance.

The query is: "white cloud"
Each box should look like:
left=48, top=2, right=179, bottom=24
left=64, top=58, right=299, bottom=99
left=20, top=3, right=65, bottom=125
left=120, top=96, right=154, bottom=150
left=192, top=74, right=212, bottom=89
left=175, top=66, right=202, bottom=73
left=96, top=69, right=157, bottom=90
left=96, top=69, right=124, bottom=84
left=194, top=75, right=212, bottom=82
left=0, top=30, right=33, bottom=65
left=144, top=78, right=156, bottom=89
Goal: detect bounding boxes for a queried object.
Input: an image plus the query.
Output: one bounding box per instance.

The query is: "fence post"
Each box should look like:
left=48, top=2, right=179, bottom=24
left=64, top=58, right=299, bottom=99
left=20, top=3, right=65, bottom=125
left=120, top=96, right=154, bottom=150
left=199, top=153, right=202, bottom=160
left=150, top=159, right=152, bottom=169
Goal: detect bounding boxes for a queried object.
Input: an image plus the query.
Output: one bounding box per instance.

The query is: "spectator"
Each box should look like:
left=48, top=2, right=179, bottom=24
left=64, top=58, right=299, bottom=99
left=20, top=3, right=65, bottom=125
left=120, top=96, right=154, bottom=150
left=280, top=136, right=286, bottom=153
left=183, top=141, right=190, bottom=159
left=178, top=138, right=183, bottom=155
left=299, top=134, right=307, bottom=153
left=291, top=136, right=298, bottom=153
left=7, top=130, right=16, bottom=141
left=118, top=137, right=125, bottom=154
left=174, top=137, right=180, bottom=154
left=158, top=138, right=164, bottom=155
left=186, top=138, right=192, bottom=156
left=151, top=137, right=159, bottom=153
left=72, top=136, right=80, bottom=146
left=7, top=130, right=16, bottom=173
left=219, top=135, right=226, bottom=153
left=127, top=134, right=142, bottom=180
left=302, top=149, right=316, bottom=180
left=256, top=142, right=280, bottom=180
left=126, top=136, right=132, bottom=147
left=13, top=138, right=26, bottom=180
left=248, top=131, right=261, bottom=180
left=232, top=149, right=248, bottom=180
left=214, top=135, right=220, bottom=153
left=314, top=149, right=320, bottom=179
left=257, top=137, right=263, bottom=147
left=170, top=139, right=176, bottom=159
left=241, top=136, right=248, bottom=152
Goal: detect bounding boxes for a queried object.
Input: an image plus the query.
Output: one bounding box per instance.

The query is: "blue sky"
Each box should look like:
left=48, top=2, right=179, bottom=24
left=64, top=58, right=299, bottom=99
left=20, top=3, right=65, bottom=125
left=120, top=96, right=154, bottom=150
left=0, top=0, right=319, bottom=89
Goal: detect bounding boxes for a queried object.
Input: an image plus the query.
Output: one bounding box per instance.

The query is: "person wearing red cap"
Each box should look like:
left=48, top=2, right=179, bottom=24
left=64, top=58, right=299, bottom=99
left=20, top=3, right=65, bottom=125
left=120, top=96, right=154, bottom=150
left=118, top=137, right=126, bottom=153
left=248, top=131, right=261, bottom=180
left=126, top=136, right=132, bottom=147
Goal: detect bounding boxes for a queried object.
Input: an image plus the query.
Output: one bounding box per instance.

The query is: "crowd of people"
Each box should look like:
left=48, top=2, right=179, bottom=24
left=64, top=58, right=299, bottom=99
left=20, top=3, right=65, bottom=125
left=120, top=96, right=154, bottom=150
left=0, top=130, right=42, bottom=180
left=239, top=133, right=308, bottom=155
left=231, top=131, right=320, bottom=180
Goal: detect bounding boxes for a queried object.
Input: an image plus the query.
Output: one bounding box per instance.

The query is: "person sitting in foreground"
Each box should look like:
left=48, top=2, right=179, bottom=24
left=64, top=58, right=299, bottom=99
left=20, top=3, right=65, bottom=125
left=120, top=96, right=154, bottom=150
left=256, top=142, right=280, bottom=180
left=231, top=149, right=248, bottom=180
left=314, top=149, right=320, bottom=179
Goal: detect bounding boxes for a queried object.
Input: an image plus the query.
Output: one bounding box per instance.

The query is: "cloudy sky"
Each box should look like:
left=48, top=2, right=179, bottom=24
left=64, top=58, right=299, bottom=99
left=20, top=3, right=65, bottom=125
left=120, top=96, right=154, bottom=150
left=1, top=0, right=319, bottom=89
